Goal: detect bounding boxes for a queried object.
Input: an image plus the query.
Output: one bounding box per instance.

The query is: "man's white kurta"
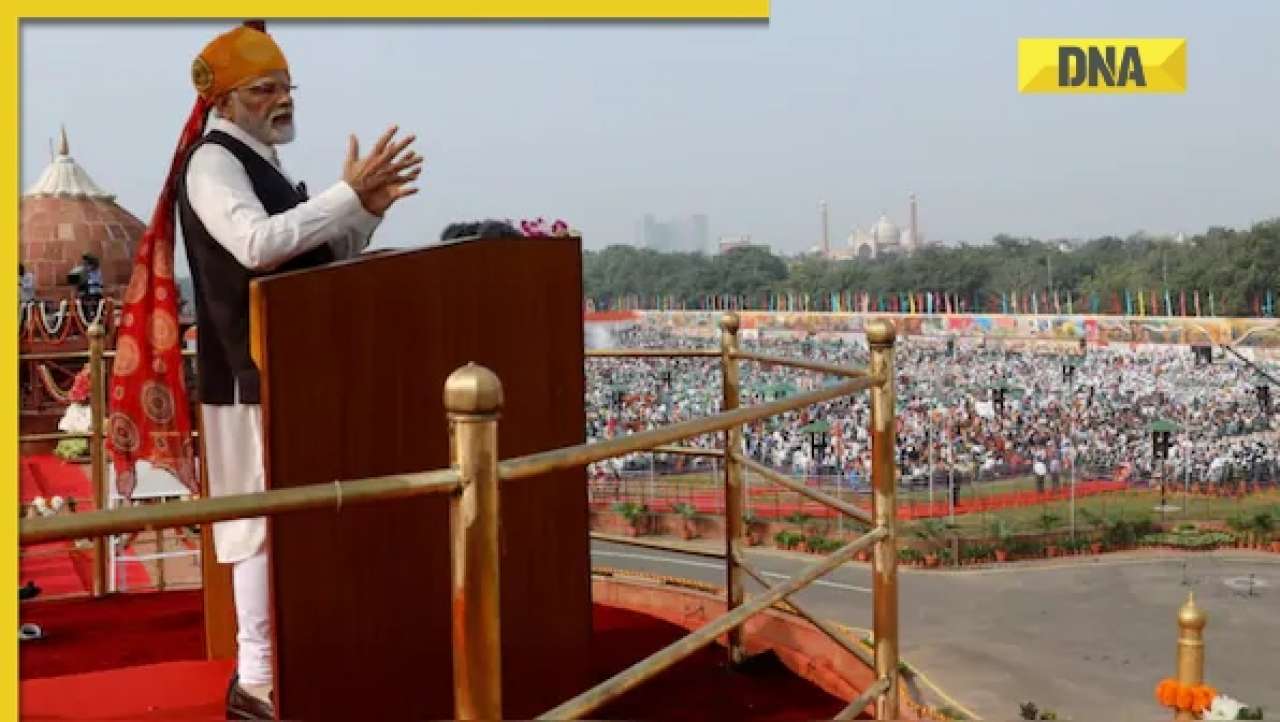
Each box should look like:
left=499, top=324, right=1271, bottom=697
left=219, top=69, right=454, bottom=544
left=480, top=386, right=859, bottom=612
left=188, top=116, right=380, bottom=564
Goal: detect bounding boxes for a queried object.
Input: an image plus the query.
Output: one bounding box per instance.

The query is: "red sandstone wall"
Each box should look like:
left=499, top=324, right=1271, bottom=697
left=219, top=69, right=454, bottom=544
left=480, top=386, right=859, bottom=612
left=592, top=575, right=922, bottom=720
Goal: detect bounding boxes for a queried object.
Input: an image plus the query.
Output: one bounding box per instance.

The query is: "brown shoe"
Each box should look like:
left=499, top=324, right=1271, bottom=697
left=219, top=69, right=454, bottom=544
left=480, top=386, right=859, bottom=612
left=226, top=674, right=274, bottom=720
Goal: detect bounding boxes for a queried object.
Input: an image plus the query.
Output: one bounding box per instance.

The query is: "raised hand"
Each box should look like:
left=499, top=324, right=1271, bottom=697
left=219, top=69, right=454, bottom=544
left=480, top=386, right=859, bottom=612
left=342, top=125, right=425, bottom=216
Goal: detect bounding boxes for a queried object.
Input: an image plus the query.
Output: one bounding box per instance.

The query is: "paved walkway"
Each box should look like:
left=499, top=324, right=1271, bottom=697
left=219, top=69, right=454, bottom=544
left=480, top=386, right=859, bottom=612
left=591, top=535, right=1280, bottom=720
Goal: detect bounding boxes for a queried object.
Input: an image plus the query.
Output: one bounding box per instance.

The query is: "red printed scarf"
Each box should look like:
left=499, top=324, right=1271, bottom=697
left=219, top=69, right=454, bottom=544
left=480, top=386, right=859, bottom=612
left=107, top=97, right=210, bottom=499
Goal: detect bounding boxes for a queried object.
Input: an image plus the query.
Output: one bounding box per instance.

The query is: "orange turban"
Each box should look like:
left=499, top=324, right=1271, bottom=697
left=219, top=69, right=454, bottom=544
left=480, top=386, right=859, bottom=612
left=191, top=26, right=289, bottom=101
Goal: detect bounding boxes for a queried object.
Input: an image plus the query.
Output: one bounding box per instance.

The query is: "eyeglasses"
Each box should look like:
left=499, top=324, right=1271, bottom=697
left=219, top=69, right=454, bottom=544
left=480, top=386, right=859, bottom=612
left=236, top=81, right=297, bottom=99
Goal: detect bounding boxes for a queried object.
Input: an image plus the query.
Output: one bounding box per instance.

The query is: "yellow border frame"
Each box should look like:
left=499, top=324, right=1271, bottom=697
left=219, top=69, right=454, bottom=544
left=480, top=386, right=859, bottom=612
left=4, top=3, right=767, bottom=718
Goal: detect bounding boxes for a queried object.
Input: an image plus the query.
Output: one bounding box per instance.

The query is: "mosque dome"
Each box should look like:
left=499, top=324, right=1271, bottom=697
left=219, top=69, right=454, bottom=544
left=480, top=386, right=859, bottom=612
left=21, top=128, right=143, bottom=298
left=872, top=213, right=900, bottom=246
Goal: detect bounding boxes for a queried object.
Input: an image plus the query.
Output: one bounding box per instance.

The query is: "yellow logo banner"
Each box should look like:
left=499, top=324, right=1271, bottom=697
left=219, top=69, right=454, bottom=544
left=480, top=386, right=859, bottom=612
left=1018, top=38, right=1186, bottom=93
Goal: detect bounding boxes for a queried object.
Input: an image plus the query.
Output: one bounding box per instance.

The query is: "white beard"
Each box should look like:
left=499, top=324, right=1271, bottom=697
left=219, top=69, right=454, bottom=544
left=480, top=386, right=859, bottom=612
left=268, top=120, right=296, bottom=145
left=228, top=94, right=296, bottom=146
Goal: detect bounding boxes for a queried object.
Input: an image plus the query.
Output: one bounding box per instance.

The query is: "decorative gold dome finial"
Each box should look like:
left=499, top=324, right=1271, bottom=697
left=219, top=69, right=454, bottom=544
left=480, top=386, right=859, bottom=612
left=1178, top=592, right=1206, bottom=630
left=865, top=319, right=897, bottom=346
left=720, top=312, right=740, bottom=333
left=58, top=125, right=69, bottom=156
left=444, top=363, right=503, bottom=415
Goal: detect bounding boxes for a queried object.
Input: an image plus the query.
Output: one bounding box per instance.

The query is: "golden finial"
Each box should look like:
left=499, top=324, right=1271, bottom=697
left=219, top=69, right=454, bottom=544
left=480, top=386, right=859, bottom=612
left=1178, top=592, right=1206, bottom=630
left=865, top=318, right=897, bottom=347
left=719, top=312, right=740, bottom=333
left=443, top=363, right=503, bottom=415
left=57, top=125, right=69, bottom=156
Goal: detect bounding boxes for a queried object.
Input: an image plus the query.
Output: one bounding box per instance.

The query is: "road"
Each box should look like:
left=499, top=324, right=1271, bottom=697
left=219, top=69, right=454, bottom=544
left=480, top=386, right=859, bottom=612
left=591, top=540, right=1280, bottom=720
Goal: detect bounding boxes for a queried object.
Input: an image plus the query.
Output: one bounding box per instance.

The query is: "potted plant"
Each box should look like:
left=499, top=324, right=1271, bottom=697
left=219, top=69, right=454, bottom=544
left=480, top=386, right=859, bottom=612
left=1226, top=513, right=1251, bottom=549
left=774, top=530, right=803, bottom=551
left=1106, top=518, right=1137, bottom=551
left=990, top=520, right=1013, bottom=562
left=743, top=511, right=767, bottom=546
left=1252, top=512, right=1275, bottom=551
left=804, top=534, right=823, bottom=553
left=806, top=536, right=841, bottom=554
left=1009, top=538, right=1044, bottom=561
left=913, top=519, right=949, bottom=568
left=1079, top=509, right=1105, bottom=554
left=611, top=501, right=649, bottom=537
left=938, top=547, right=955, bottom=567
left=784, top=511, right=813, bottom=531
left=673, top=502, right=699, bottom=540
left=897, top=547, right=923, bottom=567
left=1037, top=512, right=1062, bottom=557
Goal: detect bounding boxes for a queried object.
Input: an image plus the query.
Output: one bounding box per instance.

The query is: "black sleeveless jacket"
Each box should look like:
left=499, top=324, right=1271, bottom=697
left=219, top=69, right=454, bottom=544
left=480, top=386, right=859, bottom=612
left=178, top=130, right=334, bottom=405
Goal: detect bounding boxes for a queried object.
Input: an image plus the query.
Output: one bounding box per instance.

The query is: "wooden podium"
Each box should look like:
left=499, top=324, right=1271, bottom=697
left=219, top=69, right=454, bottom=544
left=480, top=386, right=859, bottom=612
left=218, top=235, right=591, bottom=719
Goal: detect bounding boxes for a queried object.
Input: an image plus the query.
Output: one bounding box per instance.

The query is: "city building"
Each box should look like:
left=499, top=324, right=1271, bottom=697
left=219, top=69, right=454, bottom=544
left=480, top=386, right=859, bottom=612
left=637, top=213, right=709, bottom=253
left=717, top=234, right=770, bottom=254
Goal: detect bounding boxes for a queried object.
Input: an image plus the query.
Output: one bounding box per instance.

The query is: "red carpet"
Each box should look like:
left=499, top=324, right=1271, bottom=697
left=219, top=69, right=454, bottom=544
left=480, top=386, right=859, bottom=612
left=20, top=546, right=96, bottom=599
left=22, top=660, right=235, bottom=721
left=20, top=541, right=153, bottom=599
left=20, top=592, right=845, bottom=720
left=20, top=455, right=94, bottom=506
left=20, top=590, right=205, bottom=680
left=20, top=455, right=153, bottom=597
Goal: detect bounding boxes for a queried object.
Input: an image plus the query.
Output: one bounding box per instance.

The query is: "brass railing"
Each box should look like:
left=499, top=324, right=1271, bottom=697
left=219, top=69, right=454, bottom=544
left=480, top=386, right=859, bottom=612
left=20, top=313, right=901, bottom=720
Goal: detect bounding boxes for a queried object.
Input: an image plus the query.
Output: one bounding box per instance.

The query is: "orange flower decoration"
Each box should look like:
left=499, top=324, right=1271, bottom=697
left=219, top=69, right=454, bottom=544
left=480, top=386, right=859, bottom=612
left=1192, top=686, right=1216, bottom=714
left=1156, top=678, right=1179, bottom=706
left=1155, top=678, right=1218, bottom=712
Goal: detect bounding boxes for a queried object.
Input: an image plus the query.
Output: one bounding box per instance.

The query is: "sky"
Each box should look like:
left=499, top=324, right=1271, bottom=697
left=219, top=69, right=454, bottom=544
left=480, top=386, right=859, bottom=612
left=19, top=2, right=1280, bottom=267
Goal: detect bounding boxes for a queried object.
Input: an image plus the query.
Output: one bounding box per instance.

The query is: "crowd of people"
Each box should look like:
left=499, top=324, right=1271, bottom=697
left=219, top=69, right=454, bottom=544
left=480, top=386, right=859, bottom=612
left=585, top=320, right=1280, bottom=494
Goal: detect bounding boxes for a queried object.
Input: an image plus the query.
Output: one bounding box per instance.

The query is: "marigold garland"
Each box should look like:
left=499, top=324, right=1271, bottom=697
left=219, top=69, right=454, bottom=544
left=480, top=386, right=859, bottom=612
left=1155, top=678, right=1216, bottom=714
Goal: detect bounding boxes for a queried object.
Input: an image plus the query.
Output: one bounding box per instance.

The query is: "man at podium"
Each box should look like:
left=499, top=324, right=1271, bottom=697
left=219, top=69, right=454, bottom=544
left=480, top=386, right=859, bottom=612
left=111, top=22, right=423, bottom=720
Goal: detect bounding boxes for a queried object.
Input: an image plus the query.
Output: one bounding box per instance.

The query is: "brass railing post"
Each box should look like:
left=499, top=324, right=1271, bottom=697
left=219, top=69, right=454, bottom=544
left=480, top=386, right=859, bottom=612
left=719, top=312, right=746, bottom=665
left=1175, top=593, right=1206, bottom=722
left=445, top=364, right=504, bottom=720
left=867, top=319, right=899, bottom=719
left=88, top=323, right=108, bottom=597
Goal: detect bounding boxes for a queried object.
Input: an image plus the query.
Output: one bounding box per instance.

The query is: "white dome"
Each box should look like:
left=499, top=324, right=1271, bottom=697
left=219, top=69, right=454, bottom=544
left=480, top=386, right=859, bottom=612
left=872, top=213, right=899, bottom=245
left=24, top=127, right=114, bottom=200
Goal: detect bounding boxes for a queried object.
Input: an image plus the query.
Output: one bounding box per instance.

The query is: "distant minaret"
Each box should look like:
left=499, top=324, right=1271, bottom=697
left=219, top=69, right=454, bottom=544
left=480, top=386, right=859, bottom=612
left=819, top=200, right=829, bottom=256
left=908, top=192, right=918, bottom=252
